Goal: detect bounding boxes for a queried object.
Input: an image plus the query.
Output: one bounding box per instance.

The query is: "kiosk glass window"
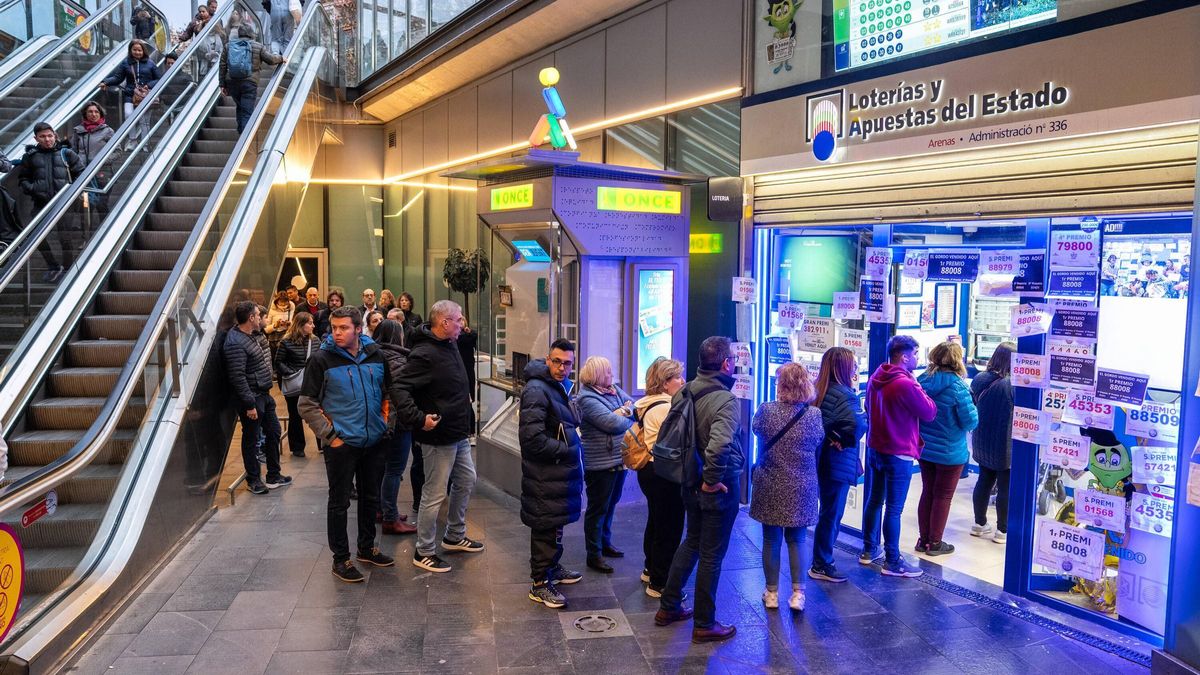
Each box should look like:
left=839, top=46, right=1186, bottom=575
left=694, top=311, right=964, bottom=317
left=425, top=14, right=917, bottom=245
left=1026, top=213, right=1189, bottom=640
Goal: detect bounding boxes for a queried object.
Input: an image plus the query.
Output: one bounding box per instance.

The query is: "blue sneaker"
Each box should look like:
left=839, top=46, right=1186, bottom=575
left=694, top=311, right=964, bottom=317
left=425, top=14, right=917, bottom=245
left=858, top=548, right=884, bottom=566
left=881, top=558, right=923, bottom=578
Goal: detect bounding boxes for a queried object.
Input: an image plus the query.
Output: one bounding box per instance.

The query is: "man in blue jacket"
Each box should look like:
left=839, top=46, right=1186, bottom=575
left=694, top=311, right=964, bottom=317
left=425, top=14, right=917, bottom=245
left=518, top=338, right=584, bottom=609
left=299, top=306, right=396, bottom=582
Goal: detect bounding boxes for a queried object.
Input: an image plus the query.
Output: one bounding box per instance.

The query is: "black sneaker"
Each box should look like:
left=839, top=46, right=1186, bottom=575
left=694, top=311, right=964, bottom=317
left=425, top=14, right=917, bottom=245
left=926, top=541, right=956, bottom=556
left=246, top=479, right=268, bottom=495
left=808, top=565, right=849, bottom=583
left=413, top=553, right=452, bottom=573
left=357, top=548, right=395, bottom=567
left=256, top=450, right=267, bottom=464
left=264, top=474, right=292, bottom=489
left=529, top=582, right=567, bottom=608
left=332, top=560, right=364, bottom=583
left=550, top=565, right=583, bottom=585
left=442, top=536, right=485, bottom=553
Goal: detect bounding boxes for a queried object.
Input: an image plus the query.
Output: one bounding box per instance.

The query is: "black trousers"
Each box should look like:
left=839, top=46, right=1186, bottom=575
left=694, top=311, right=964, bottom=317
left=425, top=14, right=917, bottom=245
left=973, top=466, right=1011, bottom=533
left=584, top=467, right=625, bottom=559
left=530, top=526, right=564, bottom=583
left=637, top=465, right=685, bottom=588
left=284, top=395, right=305, bottom=455
left=237, top=392, right=281, bottom=481
left=323, top=441, right=384, bottom=563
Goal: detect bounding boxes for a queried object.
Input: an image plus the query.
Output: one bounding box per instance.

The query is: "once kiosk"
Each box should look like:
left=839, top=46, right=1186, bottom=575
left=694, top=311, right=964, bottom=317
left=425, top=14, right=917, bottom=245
left=445, top=150, right=698, bottom=497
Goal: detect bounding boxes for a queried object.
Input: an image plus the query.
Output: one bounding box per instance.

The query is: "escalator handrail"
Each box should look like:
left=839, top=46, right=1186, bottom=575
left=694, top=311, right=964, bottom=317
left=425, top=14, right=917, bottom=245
left=0, top=3, right=333, bottom=518
left=0, top=0, right=123, bottom=100
left=0, top=0, right=242, bottom=291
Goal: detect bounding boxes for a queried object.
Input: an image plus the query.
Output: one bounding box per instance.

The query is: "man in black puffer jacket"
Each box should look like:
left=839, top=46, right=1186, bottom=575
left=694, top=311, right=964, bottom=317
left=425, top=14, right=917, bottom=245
left=222, top=301, right=289, bottom=495
left=18, top=123, right=86, bottom=280
left=518, top=338, right=584, bottom=609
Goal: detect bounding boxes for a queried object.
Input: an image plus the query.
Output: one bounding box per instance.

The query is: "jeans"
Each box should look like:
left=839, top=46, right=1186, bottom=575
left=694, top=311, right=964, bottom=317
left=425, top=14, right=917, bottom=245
left=237, top=392, right=281, bottom=481
left=812, top=477, right=850, bottom=569
left=380, top=431, right=412, bottom=522
left=584, top=467, right=625, bottom=559
left=973, top=466, right=1010, bottom=533
left=530, top=526, right=564, bottom=583
left=31, top=197, right=75, bottom=270
left=861, top=449, right=914, bottom=565
left=762, top=525, right=807, bottom=590
left=637, top=465, right=685, bottom=588
left=123, top=100, right=150, bottom=143
left=416, top=438, right=476, bottom=556
left=227, top=78, right=257, bottom=133
left=284, top=395, right=305, bottom=455
left=410, top=442, right=424, bottom=513
left=322, top=440, right=384, bottom=563
left=917, top=460, right=964, bottom=544
left=660, top=483, right=740, bottom=629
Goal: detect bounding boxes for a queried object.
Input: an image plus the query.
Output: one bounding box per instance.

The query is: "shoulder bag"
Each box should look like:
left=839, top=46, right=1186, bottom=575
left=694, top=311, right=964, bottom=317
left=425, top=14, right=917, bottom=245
left=279, top=339, right=312, bottom=396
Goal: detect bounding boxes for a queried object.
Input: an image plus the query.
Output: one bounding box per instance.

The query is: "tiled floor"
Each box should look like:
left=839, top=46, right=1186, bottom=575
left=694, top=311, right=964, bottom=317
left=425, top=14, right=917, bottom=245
left=66, top=424, right=1149, bottom=674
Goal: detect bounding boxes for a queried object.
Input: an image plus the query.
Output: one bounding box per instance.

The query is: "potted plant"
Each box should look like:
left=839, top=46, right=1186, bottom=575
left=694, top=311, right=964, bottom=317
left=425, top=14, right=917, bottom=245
left=442, top=247, right=490, bottom=324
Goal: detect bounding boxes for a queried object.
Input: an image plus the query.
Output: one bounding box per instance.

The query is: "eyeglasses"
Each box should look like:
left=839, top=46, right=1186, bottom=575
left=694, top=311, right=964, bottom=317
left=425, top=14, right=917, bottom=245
left=549, top=358, right=574, bottom=368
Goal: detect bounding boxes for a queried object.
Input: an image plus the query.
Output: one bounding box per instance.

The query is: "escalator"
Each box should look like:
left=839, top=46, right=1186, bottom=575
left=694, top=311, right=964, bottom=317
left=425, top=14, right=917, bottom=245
left=0, top=101, right=239, bottom=606
left=0, top=0, right=171, bottom=158
left=0, top=4, right=336, bottom=671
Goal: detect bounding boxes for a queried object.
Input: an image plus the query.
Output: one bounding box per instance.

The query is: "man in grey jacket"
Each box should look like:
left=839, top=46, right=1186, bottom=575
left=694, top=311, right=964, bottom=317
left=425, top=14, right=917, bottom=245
left=654, top=336, right=744, bottom=644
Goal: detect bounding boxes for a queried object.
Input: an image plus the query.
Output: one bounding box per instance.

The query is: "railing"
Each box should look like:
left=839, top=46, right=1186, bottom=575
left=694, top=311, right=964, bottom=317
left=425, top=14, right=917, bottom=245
left=0, top=2, right=334, bottom=657
left=0, top=0, right=171, bottom=153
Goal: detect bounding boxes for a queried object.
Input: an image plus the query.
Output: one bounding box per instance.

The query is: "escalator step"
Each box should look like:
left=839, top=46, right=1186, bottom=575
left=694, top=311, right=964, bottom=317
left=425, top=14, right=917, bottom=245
left=165, top=180, right=218, bottom=198
left=2, top=504, right=105, bottom=548
left=96, top=291, right=159, bottom=315
left=135, top=230, right=191, bottom=250
left=67, top=340, right=136, bottom=367
left=2, top=465, right=122, bottom=503
left=190, top=140, right=235, bottom=154
left=21, top=546, right=90, bottom=596
left=144, top=213, right=196, bottom=232
left=175, top=166, right=224, bottom=183
left=110, top=270, right=170, bottom=291
left=28, top=397, right=146, bottom=430
left=182, top=153, right=230, bottom=168
left=123, top=249, right=178, bottom=270
left=200, top=128, right=240, bottom=143
left=7, top=430, right=136, bottom=466
left=83, top=315, right=152, bottom=341
left=155, top=196, right=208, bottom=214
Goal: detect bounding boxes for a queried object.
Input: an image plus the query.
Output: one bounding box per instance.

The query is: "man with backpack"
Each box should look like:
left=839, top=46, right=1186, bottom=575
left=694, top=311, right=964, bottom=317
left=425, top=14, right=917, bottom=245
left=220, top=24, right=286, bottom=133
left=517, top=338, right=585, bottom=609
left=653, top=336, right=744, bottom=644
left=18, top=123, right=87, bottom=281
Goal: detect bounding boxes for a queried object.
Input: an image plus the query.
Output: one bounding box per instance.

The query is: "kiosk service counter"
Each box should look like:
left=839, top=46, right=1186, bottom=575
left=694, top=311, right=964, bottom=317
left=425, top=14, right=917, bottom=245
left=445, top=151, right=695, bottom=498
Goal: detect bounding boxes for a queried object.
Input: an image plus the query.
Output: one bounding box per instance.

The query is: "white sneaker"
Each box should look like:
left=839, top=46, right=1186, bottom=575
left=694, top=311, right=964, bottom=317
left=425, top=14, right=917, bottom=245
left=993, top=530, right=1007, bottom=544
left=970, top=523, right=994, bottom=538
left=788, top=590, right=805, bottom=611
left=762, top=589, right=778, bottom=609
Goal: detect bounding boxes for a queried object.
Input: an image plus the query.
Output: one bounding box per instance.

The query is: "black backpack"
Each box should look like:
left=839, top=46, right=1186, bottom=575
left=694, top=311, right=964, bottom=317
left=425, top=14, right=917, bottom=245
left=651, top=384, right=723, bottom=484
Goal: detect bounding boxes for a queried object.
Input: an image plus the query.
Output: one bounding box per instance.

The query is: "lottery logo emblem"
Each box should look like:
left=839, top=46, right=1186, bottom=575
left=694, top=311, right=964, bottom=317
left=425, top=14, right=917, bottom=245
left=1061, top=561, right=1073, bottom=572
left=806, top=90, right=844, bottom=163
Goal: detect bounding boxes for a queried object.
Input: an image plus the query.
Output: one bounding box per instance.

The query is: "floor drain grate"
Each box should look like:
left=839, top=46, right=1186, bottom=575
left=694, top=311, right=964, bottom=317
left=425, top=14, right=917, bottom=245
left=558, top=608, right=634, bottom=640
left=572, top=614, right=618, bottom=634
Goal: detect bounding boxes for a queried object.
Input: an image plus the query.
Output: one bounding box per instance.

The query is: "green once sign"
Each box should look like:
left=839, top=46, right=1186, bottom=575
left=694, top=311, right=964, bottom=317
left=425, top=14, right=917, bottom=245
left=491, top=184, right=534, bottom=210
left=596, top=186, right=681, bottom=214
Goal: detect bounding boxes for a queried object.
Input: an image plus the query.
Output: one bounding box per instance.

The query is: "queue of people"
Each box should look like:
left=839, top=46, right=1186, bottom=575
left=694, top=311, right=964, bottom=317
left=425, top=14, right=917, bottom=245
left=219, top=286, right=1014, bottom=646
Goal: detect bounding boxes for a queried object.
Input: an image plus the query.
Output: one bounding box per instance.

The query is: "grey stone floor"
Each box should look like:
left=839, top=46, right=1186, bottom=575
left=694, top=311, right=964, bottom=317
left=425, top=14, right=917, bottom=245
left=64, top=442, right=1149, bottom=674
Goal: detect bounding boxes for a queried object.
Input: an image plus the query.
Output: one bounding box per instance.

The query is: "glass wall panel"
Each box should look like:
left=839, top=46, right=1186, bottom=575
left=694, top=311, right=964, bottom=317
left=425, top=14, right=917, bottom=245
left=391, top=0, right=409, bottom=56
left=409, top=0, right=428, bottom=45
left=432, top=0, right=476, bottom=31
left=669, top=100, right=741, bottom=176
left=329, top=185, right=384, bottom=298
left=373, top=1, right=390, bottom=67
left=358, top=0, right=374, bottom=80
left=604, top=116, right=666, bottom=170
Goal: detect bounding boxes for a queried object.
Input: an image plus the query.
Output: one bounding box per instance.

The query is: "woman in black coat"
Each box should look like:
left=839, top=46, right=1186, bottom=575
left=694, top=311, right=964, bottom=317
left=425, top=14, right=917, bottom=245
left=274, top=312, right=319, bottom=457
left=373, top=320, right=418, bottom=535
left=970, top=342, right=1015, bottom=544
left=100, top=40, right=160, bottom=146
left=518, top=349, right=584, bottom=604
left=810, top=347, right=866, bottom=583
left=397, top=292, right=423, bottom=332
